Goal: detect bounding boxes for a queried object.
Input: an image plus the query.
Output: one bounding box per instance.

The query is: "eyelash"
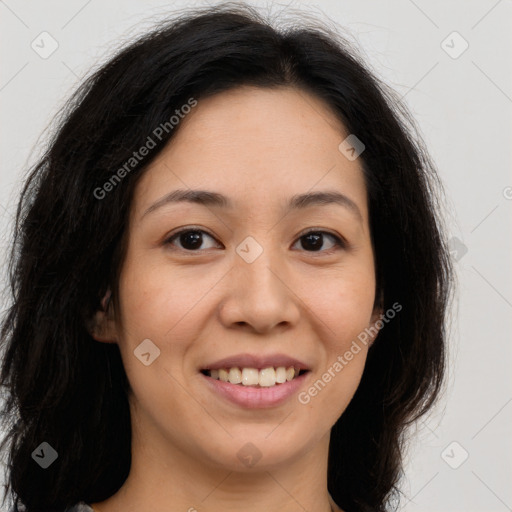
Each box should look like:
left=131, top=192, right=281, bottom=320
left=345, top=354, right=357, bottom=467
left=163, top=226, right=346, bottom=254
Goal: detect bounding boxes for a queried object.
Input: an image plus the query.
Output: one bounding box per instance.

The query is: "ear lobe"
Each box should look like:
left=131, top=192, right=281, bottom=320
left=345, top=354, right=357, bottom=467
left=89, top=309, right=118, bottom=343
left=88, top=289, right=117, bottom=343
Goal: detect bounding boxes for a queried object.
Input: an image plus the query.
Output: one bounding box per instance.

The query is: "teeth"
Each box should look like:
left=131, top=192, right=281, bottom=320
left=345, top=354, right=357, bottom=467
left=228, top=367, right=242, bottom=384
left=276, top=366, right=287, bottom=384
left=259, top=367, right=276, bottom=387
left=242, top=368, right=259, bottom=386
left=206, top=366, right=303, bottom=387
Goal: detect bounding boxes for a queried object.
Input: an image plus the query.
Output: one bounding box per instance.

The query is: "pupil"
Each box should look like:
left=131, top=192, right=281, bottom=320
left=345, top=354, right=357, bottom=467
left=303, top=233, right=322, bottom=251
left=178, top=232, right=324, bottom=251
left=181, top=231, right=202, bottom=250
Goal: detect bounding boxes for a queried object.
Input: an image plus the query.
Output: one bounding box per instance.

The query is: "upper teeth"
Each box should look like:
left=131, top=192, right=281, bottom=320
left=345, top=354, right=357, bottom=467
left=207, top=366, right=301, bottom=387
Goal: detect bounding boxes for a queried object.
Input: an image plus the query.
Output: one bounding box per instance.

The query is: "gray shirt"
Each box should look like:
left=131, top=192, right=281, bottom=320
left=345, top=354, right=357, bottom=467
left=64, top=503, right=94, bottom=512
left=10, top=503, right=94, bottom=512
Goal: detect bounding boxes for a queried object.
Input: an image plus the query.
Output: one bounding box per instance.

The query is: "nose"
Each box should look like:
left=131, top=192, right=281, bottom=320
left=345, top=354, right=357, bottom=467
left=218, top=245, right=301, bottom=334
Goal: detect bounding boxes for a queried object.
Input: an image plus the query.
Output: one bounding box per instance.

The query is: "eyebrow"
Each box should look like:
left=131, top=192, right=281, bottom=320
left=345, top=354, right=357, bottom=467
left=141, top=188, right=363, bottom=222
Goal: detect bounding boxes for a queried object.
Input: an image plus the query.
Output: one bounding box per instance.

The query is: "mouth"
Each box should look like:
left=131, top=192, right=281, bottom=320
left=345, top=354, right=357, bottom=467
left=199, top=366, right=312, bottom=409
left=200, top=367, right=310, bottom=388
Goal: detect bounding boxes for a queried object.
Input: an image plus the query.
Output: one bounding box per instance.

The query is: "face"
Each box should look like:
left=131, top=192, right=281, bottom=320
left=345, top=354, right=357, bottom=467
left=94, top=85, right=381, bottom=473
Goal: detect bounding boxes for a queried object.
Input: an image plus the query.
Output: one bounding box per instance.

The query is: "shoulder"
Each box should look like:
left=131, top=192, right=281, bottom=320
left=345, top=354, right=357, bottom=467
left=9, top=503, right=93, bottom=512
left=64, top=503, right=94, bottom=512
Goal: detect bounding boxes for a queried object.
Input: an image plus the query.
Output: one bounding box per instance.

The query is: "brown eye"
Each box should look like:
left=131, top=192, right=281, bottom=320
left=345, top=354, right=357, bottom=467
left=293, top=231, right=345, bottom=253
left=164, top=228, right=345, bottom=254
left=165, top=229, right=220, bottom=251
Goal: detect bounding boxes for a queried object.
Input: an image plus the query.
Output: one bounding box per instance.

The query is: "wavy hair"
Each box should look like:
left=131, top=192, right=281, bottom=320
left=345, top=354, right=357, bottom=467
left=0, top=3, right=453, bottom=511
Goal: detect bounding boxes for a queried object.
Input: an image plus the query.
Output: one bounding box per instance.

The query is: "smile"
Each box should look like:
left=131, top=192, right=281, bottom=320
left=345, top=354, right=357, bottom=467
left=200, top=367, right=311, bottom=408
left=201, top=366, right=308, bottom=387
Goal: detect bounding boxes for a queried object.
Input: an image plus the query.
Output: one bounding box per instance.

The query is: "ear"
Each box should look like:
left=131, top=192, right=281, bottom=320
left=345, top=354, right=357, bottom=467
left=88, top=289, right=118, bottom=343
left=368, top=291, right=384, bottom=347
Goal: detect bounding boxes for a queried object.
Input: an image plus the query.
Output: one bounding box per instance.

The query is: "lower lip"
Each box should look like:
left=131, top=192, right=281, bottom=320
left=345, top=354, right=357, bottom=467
left=201, top=372, right=310, bottom=409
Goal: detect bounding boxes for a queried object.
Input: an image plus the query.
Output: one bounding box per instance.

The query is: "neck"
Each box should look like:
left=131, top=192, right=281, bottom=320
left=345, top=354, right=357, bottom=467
left=91, top=417, right=340, bottom=512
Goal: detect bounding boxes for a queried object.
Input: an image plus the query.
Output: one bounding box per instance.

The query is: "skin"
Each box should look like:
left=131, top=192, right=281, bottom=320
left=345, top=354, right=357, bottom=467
left=89, top=85, right=382, bottom=512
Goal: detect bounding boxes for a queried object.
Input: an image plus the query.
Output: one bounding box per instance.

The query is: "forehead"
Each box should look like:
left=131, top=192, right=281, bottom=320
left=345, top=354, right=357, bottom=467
left=132, top=86, right=369, bottom=221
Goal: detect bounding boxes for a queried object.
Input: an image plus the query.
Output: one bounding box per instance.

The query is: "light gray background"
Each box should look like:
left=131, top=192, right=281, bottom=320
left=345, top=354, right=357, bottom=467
left=1, top=1, right=511, bottom=511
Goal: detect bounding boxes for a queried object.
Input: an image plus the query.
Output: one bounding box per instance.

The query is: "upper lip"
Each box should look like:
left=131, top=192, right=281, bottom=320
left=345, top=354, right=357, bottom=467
left=200, top=353, right=310, bottom=371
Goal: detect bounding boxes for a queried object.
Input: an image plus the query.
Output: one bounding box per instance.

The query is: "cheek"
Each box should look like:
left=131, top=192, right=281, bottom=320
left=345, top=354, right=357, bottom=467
left=117, top=252, right=207, bottom=334
left=300, top=276, right=373, bottom=424
left=113, top=259, right=202, bottom=419
left=113, top=254, right=181, bottom=374
left=300, top=351, right=367, bottom=432
left=308, top=265, right=376, bottom=338
left=114, top=251, right=224, bottom=394
left=301, top=265, right=374, bottom=412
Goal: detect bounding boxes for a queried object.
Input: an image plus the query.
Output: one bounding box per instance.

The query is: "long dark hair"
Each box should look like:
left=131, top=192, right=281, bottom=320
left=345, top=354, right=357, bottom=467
left=0, top=3, right=453, bottom=511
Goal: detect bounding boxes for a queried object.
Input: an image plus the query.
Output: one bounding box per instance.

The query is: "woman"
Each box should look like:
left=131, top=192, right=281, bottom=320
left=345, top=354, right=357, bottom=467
left=0, top=3, right=453, bottom=512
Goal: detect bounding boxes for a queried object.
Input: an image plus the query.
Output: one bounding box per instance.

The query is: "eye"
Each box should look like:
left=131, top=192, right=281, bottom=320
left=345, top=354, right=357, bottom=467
left=164, top=228, right=221, bottom=252
left=292, top=230, right=345, bottom=253
left=164, top=227, right=346, bottom=254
